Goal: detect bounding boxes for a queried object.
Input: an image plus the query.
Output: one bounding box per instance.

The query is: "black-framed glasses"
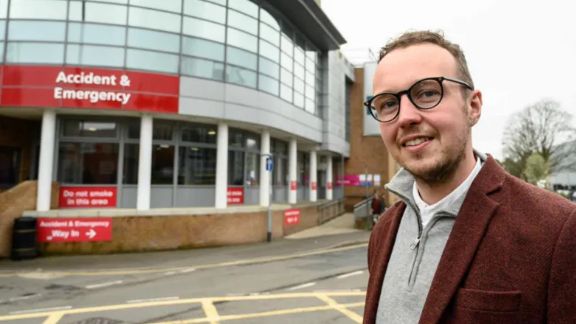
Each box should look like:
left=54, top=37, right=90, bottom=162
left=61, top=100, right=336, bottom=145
left=364, top=76, right=474, bottom=123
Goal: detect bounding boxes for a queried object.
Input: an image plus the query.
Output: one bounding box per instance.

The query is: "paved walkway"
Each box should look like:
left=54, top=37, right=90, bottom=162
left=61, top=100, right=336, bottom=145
left=286, top=213, right=362, bottom=239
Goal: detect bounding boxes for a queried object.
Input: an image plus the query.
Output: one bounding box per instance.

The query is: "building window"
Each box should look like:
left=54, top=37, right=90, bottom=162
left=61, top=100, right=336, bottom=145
left=228, top=129, right=260, bottom=186
left=58, top=143, right=119, bottom=184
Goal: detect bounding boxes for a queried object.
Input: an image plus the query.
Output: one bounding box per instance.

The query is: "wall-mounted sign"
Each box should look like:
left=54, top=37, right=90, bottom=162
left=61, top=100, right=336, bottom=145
left=37, top=217, right=112, bottom=242
left=59, top=186, right=117, bottom=208
left=227, top=187, right=244, bottom=205
left=284, top=209, right=301, bottom=226
left=0, top=65, right=179, bottom=113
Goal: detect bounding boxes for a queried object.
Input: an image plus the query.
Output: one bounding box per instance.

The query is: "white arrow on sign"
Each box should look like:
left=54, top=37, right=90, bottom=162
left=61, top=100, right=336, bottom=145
left=86, top=229, right=96, bottom=239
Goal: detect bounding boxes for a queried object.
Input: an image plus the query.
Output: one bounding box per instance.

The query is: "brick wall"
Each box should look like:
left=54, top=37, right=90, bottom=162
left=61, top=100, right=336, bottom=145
left=344, top=68, right=397, bottom=210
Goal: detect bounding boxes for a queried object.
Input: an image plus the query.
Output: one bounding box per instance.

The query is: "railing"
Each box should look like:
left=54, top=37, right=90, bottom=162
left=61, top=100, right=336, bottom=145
left=317, top=199, right=344, bottom=225
left=353, top=197, right=372, bottom=220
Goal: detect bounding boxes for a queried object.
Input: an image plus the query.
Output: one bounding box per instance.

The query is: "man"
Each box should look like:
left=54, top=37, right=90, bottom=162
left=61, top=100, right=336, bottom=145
left=363, top=31, right=576, bottom=323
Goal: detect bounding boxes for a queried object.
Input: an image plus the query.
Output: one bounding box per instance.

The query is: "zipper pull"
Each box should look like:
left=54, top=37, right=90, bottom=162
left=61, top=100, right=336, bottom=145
left=409, top=238, right=420, bottom=250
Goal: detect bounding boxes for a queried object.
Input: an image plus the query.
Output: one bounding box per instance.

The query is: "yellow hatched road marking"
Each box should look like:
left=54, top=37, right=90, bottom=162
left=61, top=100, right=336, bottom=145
left=201, top=300, right=220, bottom=324
left=153, top=302, right=365, bottom=323
left=315, top=293, right=363, bottom=323
left=42, top=312, right=64, bottom=324
left=0, top=291, right=366, bottom=322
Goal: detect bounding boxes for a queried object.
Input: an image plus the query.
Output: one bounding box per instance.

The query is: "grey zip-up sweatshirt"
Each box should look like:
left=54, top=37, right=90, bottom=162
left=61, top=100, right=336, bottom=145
left=376, top=155, right=485, bottom=323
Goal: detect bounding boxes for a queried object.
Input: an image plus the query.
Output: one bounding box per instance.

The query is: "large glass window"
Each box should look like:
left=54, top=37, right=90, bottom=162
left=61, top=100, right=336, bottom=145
left=9, top=0, right=66, bottom=20
left=62, top=120, right=118, bottom=138
left=123, top=144, right=139, bottom=184
left=153, top=122, right=174, bottom=141
left=182, top=37, right=224, bottom=61
left=75, top=3, right=128, bottom=25
left=228, top=150, right=244, bottom=185
left=128, top=28, right=180, bottom=53
left=183, top=0, right=225, bottom=24
left=228, top=10, right=257, bottom=34
left=181, top=124, right=218, bottom=144
left=259, top=57, right=279, bottom=78
left=178, top=147, right=216, bottom=185
left=260, top=23, right=279, bottom=46
left=7, top=42, right=64, bottom=63
left=181, top=56, right=224, bottom=80
left=227, top=47, right=257, bottom=70
left=271, top=139, right=288, bottom=186
left=183, top=17, right=225, bottom=42
left=58, top=143, right=119, bottom=184
left=129, top=7, right=181, bottom=33
left=297, top=151, right=309, bottom=186
left=226, top=66, right=256, bottom=88
left=0, top=0, right=8, bottom=18
left=227, top=28, right=257, bottom=52
left=127, top=49, right=179, bottom=73
left=130, top=0, right=181, bottom=13
left=258, top=74, right=278, bottom=95
left=260, top=10, right=279, bottom=30
left=280, top=84, right=292, bottom=102
left=229, top=0, right=258, bottom=17
left=228, top=129, right=260, bottom=186
left=151, top=145, right=174, bottom=184
left=66, top=44, right=124, bottom=67
left=8, top=21, right=65, bottom=42
left=67, top=23, right=126, bottom=46
left=259, top=40, right=279, bottom=62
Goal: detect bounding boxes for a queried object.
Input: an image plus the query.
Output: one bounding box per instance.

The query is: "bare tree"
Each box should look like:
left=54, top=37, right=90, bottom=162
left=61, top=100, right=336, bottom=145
left=502, top=99, right=575, bottom=179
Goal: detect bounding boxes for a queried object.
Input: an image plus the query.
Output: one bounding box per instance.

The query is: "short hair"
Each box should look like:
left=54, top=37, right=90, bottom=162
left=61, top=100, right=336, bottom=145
left=378, top=30, right=474, bottom=88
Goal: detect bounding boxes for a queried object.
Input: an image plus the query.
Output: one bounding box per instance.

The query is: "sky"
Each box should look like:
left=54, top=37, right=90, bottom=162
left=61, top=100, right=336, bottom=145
left=321, top=0, right=576, bottom=159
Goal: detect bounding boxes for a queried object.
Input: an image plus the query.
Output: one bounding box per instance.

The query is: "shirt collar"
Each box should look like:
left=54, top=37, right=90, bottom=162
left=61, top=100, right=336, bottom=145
left=386, top=150, right=487, bottom=216
left=413, top=156, right=483, bottom=216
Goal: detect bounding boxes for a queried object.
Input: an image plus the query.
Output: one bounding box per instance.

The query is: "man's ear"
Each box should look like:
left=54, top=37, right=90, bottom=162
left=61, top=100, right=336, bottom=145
left=467, top=90, right=482, bottom=126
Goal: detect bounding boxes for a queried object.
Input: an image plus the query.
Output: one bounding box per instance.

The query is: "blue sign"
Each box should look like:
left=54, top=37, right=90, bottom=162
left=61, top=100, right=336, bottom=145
left=265, top=157, right=274, bottom=171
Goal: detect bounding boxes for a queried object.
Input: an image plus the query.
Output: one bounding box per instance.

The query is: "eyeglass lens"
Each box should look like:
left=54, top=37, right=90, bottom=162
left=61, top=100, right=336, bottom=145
left=370, top=78, right=443, bottom=122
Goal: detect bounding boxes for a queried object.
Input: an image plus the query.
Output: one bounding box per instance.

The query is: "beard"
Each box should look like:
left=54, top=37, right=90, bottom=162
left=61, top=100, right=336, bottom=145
left=399, top=114, right=472, bottom=186
left=405, top=144, right=467, bottom=185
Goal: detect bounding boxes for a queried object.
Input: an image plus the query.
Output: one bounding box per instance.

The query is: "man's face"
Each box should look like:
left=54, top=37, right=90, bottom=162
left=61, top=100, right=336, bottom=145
left=373, top=43, right=482, bottom=183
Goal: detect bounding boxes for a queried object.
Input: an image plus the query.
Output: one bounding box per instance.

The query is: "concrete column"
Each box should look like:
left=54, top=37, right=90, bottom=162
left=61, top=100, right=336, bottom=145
left=259, top=130, right=271, bottom=207
left=215, top=122, right=229, bottom=208
left=326, top=156, right=333, bottom=200
left=136, top=115, right=153, bottom=211
left=288, top=138, right=297, bottom=204
left=36, top=110, right=56, bottom=211
left=309, top=150, right=317, bottom=202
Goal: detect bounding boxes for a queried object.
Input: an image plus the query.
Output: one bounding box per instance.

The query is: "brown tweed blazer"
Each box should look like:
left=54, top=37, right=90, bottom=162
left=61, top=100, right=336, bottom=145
left=364, top=156, right=576, bottom=323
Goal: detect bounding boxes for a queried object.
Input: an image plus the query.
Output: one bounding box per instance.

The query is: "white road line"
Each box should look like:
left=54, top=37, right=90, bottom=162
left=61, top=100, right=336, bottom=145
left=126, top=296, right=180, bottom=304
left=85, top=280, right=123, bottom=289
left=10, top=305, right=72, bottom=315
left=336, top=271, right=364, bottom=279
left=164, top=271, right=177, bottom=276
left=8, top=294, right=41, bottom=302
left=179, top=268, right=196, bottom=273
left=286, top=282, right=316, bottom=291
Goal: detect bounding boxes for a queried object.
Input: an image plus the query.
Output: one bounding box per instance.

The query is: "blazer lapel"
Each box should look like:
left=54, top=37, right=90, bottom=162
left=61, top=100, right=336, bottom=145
left=363, top=203, right=405, bottom=324
left=419, top=156, right=505, bottom=323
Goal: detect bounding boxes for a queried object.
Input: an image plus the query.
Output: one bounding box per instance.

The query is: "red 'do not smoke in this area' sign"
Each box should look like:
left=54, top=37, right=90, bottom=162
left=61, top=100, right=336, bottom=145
left=284, top=209, right=301, bottom=226
left=37, top=217, right=112, bottom=242
left=227, top=187, right=244, bottom=205
left=59, top=186, right=117, bottom=208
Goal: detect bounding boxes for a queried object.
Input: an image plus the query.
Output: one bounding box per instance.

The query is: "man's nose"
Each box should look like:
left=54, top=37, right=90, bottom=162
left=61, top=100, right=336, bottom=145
left=396, top=94, right=422, bottom=126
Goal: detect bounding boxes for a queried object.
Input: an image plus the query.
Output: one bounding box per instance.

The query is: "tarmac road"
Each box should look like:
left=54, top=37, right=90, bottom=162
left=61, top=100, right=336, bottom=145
left=0, top=214, right=371, bottom=323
